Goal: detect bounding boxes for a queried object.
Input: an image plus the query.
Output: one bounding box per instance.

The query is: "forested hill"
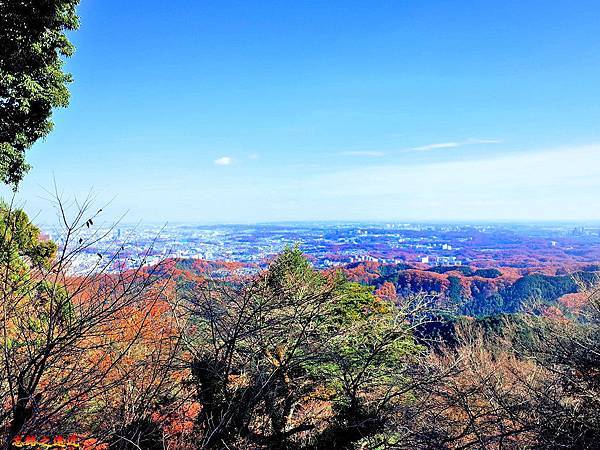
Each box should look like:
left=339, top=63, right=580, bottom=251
left=343, top=261, right=598, bottom=317
left=167, top=258, right=598, bottom=318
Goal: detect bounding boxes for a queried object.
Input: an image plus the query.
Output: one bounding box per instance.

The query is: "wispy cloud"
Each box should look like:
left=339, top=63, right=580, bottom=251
left=308, top=144, right=600, bottom=221
left=337, top=139, right=502, bottom=158
left=214, top=156, right=233, bottom=166
left=410, top=138, right=502, bottom=152
left=464, top=138, right=503, bottom=145
left=339, top=151, right=385, bottom=157
left=248, top=153, right=260, bottom=160
left=411, top=142, right=461, bottom=151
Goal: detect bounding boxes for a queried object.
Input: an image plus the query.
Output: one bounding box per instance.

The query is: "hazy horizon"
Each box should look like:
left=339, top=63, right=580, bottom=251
left=34, top=217, right=600, bottom=231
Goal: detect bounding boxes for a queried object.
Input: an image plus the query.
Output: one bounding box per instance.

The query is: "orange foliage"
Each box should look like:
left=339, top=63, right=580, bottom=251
left=559, top=292, right=588, bottom=312
left=375, top=282, right=397, bottom=302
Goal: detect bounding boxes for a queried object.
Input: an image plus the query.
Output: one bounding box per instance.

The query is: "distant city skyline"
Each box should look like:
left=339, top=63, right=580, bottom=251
left=47, top=221, right=600, bottom=275
left=3, top=1, right=600, bottom=223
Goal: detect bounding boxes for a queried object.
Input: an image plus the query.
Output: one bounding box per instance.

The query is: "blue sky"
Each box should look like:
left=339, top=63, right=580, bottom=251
left=6, top=0, right=600, bottom=223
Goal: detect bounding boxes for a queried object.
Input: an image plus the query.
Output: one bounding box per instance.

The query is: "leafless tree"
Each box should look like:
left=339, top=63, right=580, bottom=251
left=0, top=193, right=181, bottom=447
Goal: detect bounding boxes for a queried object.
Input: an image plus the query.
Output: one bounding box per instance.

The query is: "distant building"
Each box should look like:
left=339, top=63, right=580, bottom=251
left=434, top=255, right=461, bottom=267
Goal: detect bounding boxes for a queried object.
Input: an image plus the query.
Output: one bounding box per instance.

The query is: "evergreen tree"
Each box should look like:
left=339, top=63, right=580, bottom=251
left=0, top=0, right=80, bottom=186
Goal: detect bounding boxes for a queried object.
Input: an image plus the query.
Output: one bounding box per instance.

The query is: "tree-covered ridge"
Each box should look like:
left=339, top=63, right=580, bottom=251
left=156, top=256, right=599, bottom=318
left=339, top=261, right=599, bottom=317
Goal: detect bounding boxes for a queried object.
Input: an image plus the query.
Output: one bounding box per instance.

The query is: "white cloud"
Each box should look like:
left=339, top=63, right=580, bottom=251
left=411, top=138, right=501, bottom=152
left=339, top=151, right=385, bottom=157
left=306, top=144, right=600, bottom=221
left=214, top=156, right=233, bottom=166
left=337, top=138, right=502, bottom=158
left=248, top=153, right=260, bottom=160
left=411, top=142, right=461, bottom=151
left=464, top=138, right=503, bottom=145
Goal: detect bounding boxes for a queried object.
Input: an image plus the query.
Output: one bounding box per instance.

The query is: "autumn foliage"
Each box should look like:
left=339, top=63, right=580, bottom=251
left=1, top=204, right=599, bottom=449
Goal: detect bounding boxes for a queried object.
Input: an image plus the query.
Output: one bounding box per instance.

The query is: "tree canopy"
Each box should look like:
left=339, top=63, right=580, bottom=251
left=0, top=0, right=79, bottom=186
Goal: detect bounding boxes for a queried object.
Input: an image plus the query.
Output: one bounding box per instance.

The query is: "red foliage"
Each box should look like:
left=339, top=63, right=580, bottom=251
left=342, top=261, right=381, bottom=283
left=559, top=292, right=588, bottom=312
left=375, top=282, right=397, bottom=302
